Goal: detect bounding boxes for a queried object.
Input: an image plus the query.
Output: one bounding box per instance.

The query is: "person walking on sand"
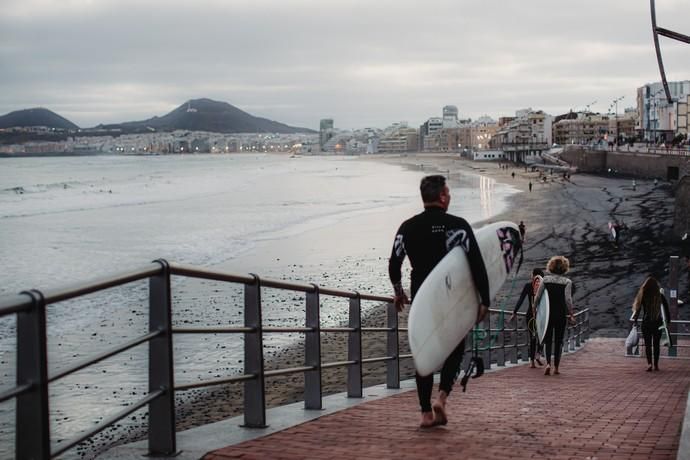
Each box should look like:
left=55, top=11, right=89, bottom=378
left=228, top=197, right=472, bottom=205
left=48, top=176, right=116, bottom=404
left=509, top=268, right=545, bottom=368
left=632, top=276, right=671, bottom=371
left=389, top=174, right=490, bottom=428
left=518, top=221, right=526, bottom=242
left=534, top=256, right=576, bottom=376
left=528, top=180, right=533, bottom=192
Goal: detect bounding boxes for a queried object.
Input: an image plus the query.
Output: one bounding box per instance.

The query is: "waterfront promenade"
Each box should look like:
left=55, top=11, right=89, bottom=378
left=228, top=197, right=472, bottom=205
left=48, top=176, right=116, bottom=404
left=202, top=338, right=689, bottom=460
left=101, top=338, right=690, bottom=459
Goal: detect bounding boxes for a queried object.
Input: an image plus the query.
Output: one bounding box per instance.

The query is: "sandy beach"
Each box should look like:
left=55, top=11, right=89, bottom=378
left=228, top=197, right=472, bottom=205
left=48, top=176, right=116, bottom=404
left=89, top=153, right=688, bottom=458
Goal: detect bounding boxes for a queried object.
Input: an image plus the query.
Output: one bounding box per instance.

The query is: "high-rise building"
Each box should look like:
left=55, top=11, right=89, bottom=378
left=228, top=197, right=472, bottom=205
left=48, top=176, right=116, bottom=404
left=637, top=80, right=690, bottom=142
left=319, top=119, right=334, bottom=149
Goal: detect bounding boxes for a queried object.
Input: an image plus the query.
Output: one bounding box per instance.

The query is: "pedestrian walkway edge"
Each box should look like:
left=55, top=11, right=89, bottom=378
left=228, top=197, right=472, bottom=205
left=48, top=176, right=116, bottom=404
left=679, top=389, right=690, bottom=460
left=101, top=353, right=555, bottom=459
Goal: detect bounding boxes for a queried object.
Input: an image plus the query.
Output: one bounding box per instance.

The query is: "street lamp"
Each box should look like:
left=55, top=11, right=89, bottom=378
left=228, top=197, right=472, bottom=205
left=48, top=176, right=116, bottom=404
left=610, top=96, right=624, bottom=144
left=649, top=88, right=665, bottom=143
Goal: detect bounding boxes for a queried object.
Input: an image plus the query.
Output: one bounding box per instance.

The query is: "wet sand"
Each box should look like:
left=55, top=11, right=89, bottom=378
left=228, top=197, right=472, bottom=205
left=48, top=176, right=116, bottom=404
left=92, top=153, right=688, bottom=458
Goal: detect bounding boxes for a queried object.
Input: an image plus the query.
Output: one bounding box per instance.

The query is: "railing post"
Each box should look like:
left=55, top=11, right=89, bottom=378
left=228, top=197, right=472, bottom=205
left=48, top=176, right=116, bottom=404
left=305, top=285, right=322, bottom=410
left=509, top=316, right=518, bottom=364
left=496, top=312, right=505, bottom=366
left=481, top=312, right=491, bottom=370
left=668, top=256, right=679, bottom=357
left=347, top=294, right=362, bottom=398
left=386, top=302, right=400, bottom=389
left=16, top=289, right=50, bottom=460
left=243, top=274, right=266, bottom=427
left=148, top=259, right=176, bottom=455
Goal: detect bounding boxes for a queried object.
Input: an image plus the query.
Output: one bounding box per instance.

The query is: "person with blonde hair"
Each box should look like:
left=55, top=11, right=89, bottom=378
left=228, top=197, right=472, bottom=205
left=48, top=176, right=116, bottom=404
left=632, top=276, right=670, bottom=371
left=534, top=256, right=576, bottom=376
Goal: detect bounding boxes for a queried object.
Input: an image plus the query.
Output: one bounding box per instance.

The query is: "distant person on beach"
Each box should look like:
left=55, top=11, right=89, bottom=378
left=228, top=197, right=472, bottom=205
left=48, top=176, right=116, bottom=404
left=529, top=181, right=533, bottom=192
left=509, top=268, right=545, bottom=368
left=519, top=221, right=526, bottom=242
left=534, top=256, right=576, bottom=376
left=632, top=276, right=671, bottom=371
left=389, top=174, right=490, bottom=428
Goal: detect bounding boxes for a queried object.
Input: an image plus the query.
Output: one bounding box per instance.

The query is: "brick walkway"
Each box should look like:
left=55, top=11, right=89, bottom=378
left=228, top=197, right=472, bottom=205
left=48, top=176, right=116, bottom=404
left=205, top=339, right=690, bottom=460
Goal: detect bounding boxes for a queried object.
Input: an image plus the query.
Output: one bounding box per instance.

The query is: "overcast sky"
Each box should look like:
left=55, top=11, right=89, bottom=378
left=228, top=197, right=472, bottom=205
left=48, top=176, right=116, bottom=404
left=1, top=0, right=689, bottom=130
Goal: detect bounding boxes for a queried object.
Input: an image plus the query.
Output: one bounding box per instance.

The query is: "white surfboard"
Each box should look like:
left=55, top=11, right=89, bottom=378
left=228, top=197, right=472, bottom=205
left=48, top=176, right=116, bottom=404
left=408, top=221, right=522, bottom=377
left=608, top=221, right=617, bottom=240
left=659, top=288, right=672, bottom=348
left=532, top=275, right=550, bottom=344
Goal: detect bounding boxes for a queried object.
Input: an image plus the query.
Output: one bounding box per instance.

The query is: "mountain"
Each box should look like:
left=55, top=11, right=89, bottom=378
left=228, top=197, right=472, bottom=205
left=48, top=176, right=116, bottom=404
left=97, top=98, right=315, bottom=134
left=0, top=108, right=79, bottom=130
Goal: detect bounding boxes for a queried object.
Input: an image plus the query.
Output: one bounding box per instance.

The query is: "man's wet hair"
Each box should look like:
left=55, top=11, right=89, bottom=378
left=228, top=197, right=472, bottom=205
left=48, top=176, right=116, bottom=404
left=420, top=175, right=446, bottom=203
left=532, top=268, right=544, bottom=277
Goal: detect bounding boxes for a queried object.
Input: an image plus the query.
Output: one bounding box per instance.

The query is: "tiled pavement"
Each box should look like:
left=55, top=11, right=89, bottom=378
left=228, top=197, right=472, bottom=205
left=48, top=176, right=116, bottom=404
left=205, top=339, right=690, bottom=460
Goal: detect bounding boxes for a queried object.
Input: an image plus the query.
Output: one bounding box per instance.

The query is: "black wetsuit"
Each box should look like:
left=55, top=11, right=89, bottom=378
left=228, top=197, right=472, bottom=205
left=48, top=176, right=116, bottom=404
left=513, top=281, right=540, bottom=361
left=535, top=274, right=573, bottom=368
left=388, top=206, right=490, bottom=412
left=634, top=296, right=671, bottom=367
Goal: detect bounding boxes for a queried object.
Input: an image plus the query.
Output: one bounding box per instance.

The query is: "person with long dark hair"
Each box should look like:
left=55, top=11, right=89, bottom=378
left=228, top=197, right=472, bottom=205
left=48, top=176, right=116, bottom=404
left=632, top=276, right=671, bottom=371
left=534, top=256, right=576, bottom=376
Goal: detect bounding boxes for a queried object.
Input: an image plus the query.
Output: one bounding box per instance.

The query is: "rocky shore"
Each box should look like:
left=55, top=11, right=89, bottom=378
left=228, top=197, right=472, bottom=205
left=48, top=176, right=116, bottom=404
left=93, top=153, right=688, bottom=458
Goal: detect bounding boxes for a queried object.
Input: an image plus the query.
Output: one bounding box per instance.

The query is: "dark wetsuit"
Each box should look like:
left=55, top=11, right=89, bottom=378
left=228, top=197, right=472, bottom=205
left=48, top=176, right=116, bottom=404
left=534, top=274, right=573, bottom=368
left=513, top=281, right=540, bottom=361
left=389, top=206, right=490, bottom=412
left=633, top=296, right=670, bottom=367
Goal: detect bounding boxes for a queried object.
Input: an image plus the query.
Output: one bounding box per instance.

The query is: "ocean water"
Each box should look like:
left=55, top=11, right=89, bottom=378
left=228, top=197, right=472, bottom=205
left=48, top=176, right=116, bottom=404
left=0, top=153, right=517, bottom=456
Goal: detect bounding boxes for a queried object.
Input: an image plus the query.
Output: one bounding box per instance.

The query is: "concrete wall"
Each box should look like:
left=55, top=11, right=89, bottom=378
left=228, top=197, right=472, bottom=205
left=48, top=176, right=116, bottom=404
left=561, top=146, right=688, bottom=180
left=675, top=176, right=690, bottom=238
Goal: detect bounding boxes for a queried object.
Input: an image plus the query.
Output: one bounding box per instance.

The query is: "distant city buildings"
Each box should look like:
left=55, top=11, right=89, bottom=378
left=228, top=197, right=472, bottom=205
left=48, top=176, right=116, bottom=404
left=489, top=109, right=551, bottom=163
left=4, top=81, right=690, bottom=157
left=637, top=80, right=690, bottom=142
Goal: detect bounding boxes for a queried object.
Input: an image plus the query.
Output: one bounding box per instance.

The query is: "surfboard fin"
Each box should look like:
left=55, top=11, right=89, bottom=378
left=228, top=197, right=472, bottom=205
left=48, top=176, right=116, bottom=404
left=460, top=356, right=485, bottom=392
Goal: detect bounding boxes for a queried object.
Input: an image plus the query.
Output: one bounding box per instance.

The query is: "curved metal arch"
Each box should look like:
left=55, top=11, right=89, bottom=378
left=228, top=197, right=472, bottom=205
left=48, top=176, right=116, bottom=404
left=651, top=0, right=690, bottom=103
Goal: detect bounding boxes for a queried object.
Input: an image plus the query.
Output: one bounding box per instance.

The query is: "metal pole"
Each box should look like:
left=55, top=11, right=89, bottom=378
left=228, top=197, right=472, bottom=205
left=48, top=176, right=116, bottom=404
left=347, top=295, right=363, bottom=398
left=16, top=289, right=50, bottom=460
left=482, top=312, right=491, bottom=370
left=386, top=302, right=400, bottom=389
left=242, top=274, right=266, bottom=427
left=509, top=315, right=518, bottom=364
left=304, top=286, right=322, bottom=410
left=668, top=256, right=679, bottom=357
left=148, top=259, right=176, bottom=455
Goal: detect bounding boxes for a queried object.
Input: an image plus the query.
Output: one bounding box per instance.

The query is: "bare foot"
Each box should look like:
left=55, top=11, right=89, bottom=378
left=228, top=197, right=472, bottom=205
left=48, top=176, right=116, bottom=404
left=420, top=411, right=435, bottom=428
left=530, top=361, right=536, bottom=369
left=553, top=367, right=560, bottom=375
left=432, top=400, right=448, bottom=426
left=544, top=366, right=551, bottom=376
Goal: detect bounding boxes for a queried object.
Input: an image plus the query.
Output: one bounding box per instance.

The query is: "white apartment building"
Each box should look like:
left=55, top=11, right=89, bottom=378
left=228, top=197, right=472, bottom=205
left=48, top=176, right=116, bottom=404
left=637, top=80, right=690, bottom=142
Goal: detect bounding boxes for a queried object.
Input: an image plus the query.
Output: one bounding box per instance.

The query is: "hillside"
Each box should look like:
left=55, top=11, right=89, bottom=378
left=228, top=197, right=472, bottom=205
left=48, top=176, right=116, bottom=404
left=97, top=99, right=315, bottom=134
left=0, top=108, right=79, bottom=130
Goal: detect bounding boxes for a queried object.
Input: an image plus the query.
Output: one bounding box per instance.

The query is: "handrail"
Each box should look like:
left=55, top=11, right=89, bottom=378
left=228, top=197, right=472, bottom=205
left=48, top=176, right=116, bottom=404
left=0, top=260, right=592, bottom=459
left=0, top=293, right=34, bottom=316
left=37, top=263, right=163, bottom=305
left=48, top=330, right=163, bottom=383
left=0, top=383, right=33, bottom=404
left=50, top=390, right=165, bottom=458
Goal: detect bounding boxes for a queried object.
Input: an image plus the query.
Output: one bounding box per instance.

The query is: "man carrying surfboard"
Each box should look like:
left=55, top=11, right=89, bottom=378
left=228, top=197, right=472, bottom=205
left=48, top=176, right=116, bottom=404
left=388, top=174, right=491, bottom=428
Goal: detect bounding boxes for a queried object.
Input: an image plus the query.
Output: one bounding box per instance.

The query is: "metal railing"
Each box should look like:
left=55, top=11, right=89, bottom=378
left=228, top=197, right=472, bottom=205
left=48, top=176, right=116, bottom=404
left=0, top=260, right=591, bottom=458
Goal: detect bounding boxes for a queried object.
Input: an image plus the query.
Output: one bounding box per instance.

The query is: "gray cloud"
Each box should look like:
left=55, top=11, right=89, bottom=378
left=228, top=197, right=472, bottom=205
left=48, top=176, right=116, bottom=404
left=1, top=0, right=688, bottom=129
